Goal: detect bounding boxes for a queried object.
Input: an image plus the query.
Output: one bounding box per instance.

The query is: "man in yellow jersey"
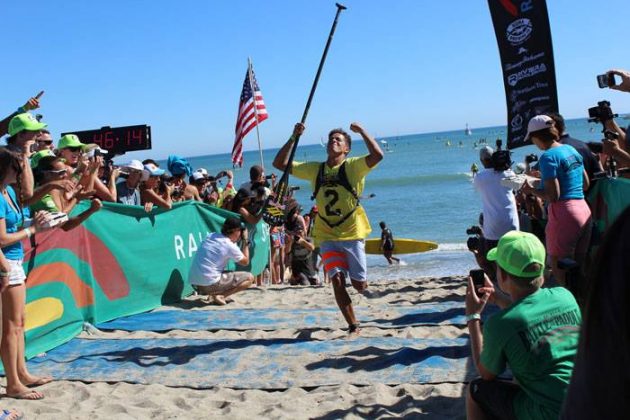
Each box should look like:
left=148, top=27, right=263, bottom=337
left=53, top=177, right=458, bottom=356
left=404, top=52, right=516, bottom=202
left=273, top=122, right=383, bottom=334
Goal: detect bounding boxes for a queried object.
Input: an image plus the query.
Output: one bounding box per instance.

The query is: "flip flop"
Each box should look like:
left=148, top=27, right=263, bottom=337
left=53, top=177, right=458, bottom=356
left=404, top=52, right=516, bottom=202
left=26, top=376, right=53, bottom=387
left=0, top=409, right=23, bottom=420
left=6, top=390, right=44, bottom=400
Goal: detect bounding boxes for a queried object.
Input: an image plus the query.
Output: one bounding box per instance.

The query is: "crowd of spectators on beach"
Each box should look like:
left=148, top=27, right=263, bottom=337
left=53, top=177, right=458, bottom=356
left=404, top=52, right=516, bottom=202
left=466, top=69, right=630, bottom=419
left=0, top=93, right=327, bottom=411
left=1, top=69, right=630, bottom=417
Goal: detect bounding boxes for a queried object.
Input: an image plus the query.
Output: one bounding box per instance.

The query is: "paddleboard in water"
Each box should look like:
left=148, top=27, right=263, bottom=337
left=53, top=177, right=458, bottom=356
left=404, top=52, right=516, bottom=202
left=364, top=238, right=438, bottom=255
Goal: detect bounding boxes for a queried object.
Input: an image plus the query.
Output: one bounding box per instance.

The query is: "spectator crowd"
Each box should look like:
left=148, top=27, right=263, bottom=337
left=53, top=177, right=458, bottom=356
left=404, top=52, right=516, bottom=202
left=1, top=68, right=630, bottom=418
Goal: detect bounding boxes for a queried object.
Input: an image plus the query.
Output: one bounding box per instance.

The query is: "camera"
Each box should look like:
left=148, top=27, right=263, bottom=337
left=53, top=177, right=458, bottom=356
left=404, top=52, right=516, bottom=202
left=466, top=225, right=482, bottom=236
left=525, top=153, right=538, bottom=164
left=265, top=174, right=275, bottom=180
left=588, top=101, right=617, bottom=124
left=466, top=225, right=482, bottom=252
left=597, top=73, right=619, bottom=89
left=491, top=139, right=512, bottom=171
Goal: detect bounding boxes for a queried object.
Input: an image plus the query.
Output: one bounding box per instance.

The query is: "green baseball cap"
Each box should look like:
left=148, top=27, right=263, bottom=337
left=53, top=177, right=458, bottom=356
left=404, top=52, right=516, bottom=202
left=487, top=231, right=546, bottom=278
left=57, top=134, right=86, bottom=150
left=30, top=150, right=58, bottom=169
left=8, top=113, right=47, bottom=136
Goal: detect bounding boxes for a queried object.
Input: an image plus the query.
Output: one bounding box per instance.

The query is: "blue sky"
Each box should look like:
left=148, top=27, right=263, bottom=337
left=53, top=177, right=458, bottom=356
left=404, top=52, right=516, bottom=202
left=4, top=0, right=630, bottom=160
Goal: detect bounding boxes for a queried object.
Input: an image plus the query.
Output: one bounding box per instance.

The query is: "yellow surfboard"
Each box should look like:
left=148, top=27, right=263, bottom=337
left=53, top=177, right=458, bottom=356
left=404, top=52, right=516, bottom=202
left=365, top=238, right=438, bottom=255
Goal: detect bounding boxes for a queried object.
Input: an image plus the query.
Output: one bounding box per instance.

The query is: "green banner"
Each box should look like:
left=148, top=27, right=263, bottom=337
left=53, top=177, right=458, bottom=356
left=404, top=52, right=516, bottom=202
left=21, top=201, right=269, bottom=359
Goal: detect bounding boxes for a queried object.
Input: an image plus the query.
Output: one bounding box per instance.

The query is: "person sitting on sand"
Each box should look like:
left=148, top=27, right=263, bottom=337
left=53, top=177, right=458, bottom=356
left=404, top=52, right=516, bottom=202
left=273, top=121, right=383, bottom=334
left=465, top=231, right=581, bottom=420
left=188, top=217, right=253, bottom=305
left=379, top=221, right=400, bottom=264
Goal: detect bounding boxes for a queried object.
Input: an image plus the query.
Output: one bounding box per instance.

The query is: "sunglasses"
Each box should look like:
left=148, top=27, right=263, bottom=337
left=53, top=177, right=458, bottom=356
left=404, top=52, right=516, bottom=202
left=44, top=169, right=67, bottom=175
left=66, top=146, right=83, bottom=152
left=37, top=140, right=53, bottom=145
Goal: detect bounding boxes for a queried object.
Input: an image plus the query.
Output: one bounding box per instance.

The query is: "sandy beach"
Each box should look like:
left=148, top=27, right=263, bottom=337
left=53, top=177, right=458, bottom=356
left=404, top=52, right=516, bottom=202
left=8, top=276, right=470, bottom=419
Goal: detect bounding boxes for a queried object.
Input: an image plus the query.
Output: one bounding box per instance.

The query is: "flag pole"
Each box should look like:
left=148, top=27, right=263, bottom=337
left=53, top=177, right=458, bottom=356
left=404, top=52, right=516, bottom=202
left=248, top=57, right=265, bottom=171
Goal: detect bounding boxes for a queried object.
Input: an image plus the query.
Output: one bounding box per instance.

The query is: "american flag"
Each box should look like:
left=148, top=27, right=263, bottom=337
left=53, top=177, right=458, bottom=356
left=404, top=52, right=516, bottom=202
left=232, top=64, right=268, bottom=167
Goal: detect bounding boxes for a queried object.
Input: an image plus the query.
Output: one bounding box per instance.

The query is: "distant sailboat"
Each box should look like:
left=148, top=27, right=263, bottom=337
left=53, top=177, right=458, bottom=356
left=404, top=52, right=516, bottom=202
left=380, top=139, right=392, bottom=153
left=320, top=137, right=326, bottom=148
left=465, top=123, right=472, bottom=136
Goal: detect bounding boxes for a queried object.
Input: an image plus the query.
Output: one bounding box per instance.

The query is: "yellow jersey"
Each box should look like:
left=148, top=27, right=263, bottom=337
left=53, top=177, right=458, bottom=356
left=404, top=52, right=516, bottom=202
left=292, top=156, right=375, bottom=245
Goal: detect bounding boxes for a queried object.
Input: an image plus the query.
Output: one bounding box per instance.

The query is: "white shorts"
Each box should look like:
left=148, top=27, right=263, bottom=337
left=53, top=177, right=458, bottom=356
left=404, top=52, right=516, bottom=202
left=320, top=240, right=367, bottom=282
left=7, top=259, right=26, bottom=286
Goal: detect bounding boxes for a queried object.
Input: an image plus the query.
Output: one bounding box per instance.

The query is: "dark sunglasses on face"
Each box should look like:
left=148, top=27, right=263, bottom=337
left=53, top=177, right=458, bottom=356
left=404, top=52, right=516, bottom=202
left=66, top=146, right=82, bottom=152
left=37, top=140, right=53, bottom=145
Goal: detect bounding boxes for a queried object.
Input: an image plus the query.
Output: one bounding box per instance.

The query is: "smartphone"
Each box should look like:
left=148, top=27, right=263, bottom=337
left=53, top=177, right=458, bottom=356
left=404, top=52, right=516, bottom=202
left=597, top=73, right=618, bottom=88
left=469, top=269, right=486, bottom=292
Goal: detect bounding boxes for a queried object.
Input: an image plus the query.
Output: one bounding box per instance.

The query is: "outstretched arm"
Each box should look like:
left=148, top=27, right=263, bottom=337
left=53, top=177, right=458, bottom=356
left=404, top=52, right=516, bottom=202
left=350, top=122, right=383, bottom=168
left=273, top=123, right=305, bottom=171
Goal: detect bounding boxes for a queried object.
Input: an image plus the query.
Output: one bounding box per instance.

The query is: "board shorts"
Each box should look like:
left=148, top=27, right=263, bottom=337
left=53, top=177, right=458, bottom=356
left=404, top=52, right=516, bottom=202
left=469, top=378, right=519, bottom=420
left=7, top=259, right=26, bottom=286
left=192, top=272, right=251, bottom=296
left=546, top=199, right=592, bottom=258
left=320, top=239, right=367, bottom=282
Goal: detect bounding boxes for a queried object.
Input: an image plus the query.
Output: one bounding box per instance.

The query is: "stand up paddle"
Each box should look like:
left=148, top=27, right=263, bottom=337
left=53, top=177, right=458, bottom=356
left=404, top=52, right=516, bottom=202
left=263, top=3, right=347, bottom=226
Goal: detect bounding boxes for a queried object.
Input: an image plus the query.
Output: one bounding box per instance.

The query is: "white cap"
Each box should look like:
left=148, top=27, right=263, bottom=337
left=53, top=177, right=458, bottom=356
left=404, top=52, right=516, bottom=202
left=195, top=168, right=208, bottom=177
left=479, top=146, right=494, bottom=161
left=525, top=115, right=554, bottom=140
left=192, top=172, right=206, bottom=181
left=123, top=160, right=144, bottom=171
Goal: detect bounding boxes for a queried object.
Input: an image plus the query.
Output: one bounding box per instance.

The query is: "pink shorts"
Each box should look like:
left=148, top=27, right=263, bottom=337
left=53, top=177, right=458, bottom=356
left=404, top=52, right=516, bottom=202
left=546, top=199, right=592, bottom=258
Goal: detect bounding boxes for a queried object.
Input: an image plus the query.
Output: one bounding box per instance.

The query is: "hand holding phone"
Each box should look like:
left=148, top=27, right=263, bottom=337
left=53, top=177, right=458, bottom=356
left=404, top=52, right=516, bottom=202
left=597, top=73, right=618, bottom=89
left=469, top=269, right=486, bottom=294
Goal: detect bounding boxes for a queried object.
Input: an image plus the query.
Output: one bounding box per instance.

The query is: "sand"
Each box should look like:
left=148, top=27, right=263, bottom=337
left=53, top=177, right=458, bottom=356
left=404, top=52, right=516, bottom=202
left=7, top=276, right=470, bottom=419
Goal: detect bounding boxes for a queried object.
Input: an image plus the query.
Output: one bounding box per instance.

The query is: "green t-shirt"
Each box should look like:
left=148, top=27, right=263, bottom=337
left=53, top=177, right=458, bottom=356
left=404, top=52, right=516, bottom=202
left=480, top=287, right=581, bottom=420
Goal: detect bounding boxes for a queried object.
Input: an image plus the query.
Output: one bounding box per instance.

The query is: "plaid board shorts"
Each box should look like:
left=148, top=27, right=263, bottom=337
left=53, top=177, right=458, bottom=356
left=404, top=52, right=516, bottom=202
left=192, top=271, right=251, bottom=296
left=320, top=239, right=367, bottom=282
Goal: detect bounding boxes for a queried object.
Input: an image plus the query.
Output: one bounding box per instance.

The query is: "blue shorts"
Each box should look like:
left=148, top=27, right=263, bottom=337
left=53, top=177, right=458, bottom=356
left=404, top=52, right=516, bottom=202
left=320, top=239, right=367, bottom=282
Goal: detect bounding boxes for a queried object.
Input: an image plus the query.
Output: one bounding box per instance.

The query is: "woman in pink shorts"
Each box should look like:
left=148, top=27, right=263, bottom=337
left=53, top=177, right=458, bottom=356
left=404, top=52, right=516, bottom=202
left=522, top=115, right=592, bottom=286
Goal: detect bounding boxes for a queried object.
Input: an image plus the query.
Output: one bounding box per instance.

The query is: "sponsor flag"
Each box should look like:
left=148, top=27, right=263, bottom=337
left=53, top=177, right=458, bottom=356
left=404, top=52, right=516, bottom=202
left=488, top=0, right=559, bottom=149
left=232, top=63, right=269, bottom=167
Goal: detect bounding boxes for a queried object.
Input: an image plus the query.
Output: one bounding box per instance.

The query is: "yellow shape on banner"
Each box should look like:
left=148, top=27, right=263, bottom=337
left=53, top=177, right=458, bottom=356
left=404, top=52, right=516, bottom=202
left=25, top=298, right=64, bottom=331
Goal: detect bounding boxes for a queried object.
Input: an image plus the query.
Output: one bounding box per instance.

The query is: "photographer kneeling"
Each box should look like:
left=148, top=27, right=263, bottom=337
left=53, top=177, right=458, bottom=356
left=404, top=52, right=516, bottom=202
left=472, top=145, right=519, bottom=279
left=465, top=231, right=581, bottom=420
left=188, top=217, right=253, bottom=305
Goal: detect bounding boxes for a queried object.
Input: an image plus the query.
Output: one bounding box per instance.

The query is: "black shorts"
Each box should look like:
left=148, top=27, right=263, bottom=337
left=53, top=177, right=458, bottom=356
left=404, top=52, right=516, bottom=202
left=469, top=378, right=519, bottom=420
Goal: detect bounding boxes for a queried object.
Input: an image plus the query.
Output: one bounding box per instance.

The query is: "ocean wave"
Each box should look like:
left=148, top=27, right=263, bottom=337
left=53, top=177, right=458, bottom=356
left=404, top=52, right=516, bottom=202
left=368, top=172, right=471, bottom=188
left=433, top=242, right=469, bottom=252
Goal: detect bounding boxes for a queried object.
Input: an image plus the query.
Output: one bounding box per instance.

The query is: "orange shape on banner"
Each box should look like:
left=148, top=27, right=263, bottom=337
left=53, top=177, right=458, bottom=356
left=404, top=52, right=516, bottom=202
left=27, top=262, right=95, bottom=308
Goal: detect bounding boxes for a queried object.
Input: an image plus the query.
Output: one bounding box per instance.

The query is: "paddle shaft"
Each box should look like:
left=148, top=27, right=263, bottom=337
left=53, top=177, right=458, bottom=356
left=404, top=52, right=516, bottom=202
left=275, top=3, right=347, bottom=199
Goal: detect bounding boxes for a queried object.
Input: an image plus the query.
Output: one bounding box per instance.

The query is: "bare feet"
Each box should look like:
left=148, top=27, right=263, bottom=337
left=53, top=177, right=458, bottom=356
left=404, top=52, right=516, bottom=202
left=5, top=386, right=44, bottom=400
left=212, top=295, right=227, bottom=305
left=348, top=323, right=361, bottom=335
left=20, top=374, right=53, bottom=388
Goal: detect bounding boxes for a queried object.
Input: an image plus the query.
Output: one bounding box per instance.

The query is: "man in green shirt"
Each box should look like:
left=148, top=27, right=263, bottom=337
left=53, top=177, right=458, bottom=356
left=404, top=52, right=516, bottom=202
left=465, top=231, right=581, bottom=420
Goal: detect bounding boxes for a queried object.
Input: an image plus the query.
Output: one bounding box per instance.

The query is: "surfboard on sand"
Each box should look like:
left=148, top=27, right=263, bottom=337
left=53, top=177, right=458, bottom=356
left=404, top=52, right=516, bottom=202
left=364, top=238, right=438, bottom=255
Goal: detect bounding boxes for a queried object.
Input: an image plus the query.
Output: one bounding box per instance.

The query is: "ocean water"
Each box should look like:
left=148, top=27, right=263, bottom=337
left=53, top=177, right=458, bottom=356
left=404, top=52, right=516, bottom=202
left=160, top=118, right=609, bottom=281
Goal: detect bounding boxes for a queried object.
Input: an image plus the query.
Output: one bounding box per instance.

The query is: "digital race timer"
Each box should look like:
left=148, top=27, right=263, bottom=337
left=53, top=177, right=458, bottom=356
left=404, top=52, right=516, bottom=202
left=61, top=124, right=152, bottom=155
